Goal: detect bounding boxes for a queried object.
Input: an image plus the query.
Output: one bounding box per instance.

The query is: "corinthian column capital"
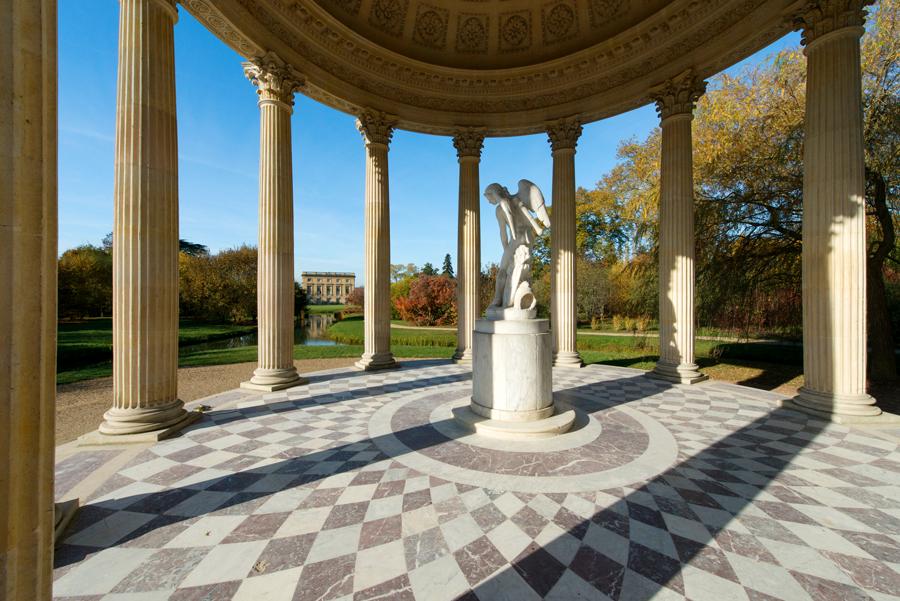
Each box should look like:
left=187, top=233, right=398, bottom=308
left=243, top=52, right=304, bottom=109
left=452, top=129, right=486, bottom=160
left=793, top=0, right=871, bottom=47
left=356, top=110, right=397, bottom=147
left=546, top=117, right=583, bottom=153
left=649, top=70, right=707, bottom=121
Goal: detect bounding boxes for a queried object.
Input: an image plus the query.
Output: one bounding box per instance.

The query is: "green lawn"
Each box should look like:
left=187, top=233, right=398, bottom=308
left=328, top=316, right=457, bottom=347
left=57, top=315, right=806, bottom=390
left=58, top=318, right=257, bottom=373
left=307, top=304, right=346, bottom=314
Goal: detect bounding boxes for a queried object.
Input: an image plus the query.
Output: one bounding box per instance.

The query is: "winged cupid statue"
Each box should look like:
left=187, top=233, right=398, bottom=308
left=484, top=179, right=551, bottom=318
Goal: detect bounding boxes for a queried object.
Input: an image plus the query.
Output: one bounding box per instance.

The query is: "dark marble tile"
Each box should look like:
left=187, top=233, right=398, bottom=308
left=373, top=480, right=405, bottom=499
left=471, top=503, right=506, bottom=533
left=297, top=487, right=344, bottom=509
left=670, top=534, right=738, bottom=582
left=839, top=531, right=900, bottom=563
left=221, top=513, right=290, bottom=543
left=552, top=506, right=590, bottom=540
left=119, top=515, right=197, bottom=548
left=145, top=464, right=205, bottom=486
left=569, top=545, right=625, bottom=599
left=322, top=501, right=369, bottom=530
left=755, top=501, right=817, bottom=524
left=124, top=488, right=199, bottom=514
left=512, top=543, right=566, bottom=597
left=790, top=571, right=873, bottom=601
left=839, top=508, right=900, bottom=535
left=112, top=547, right=208, bottom=592
left=591, top=508, right=630, bottom=539
left=359, top=515, right=402, bottom=550
left=822, top=551, right=900, bottom=596
left=627, top=541, right=684, bottom=594
left=510, top=506, right=548, bottom=539
left=404, top=526, right=450, bottom=570
left=402, top=489, right=432, bottom=512
left=354, top=574, right=415, bottom=601
left=713, top=529, right=778, bottom=564
left=168, top=580, right=241, bottom=601
left=253, top=533, right=317, bottom=574
left=293, top=553, right=355, bottom=601
left=453, top=536, right=507, bottom=587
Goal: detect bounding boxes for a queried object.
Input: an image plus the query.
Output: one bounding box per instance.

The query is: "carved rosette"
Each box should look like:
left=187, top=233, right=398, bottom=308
left=649, top=70, right=707, bottom=121
left=452, top=129, right=486, bottom=159
left=546, top=117, right=583, bottom=153
left=243, top=52, right=304, bottom=109
left=357, top=110, right=398, bottom=147
left=793, top=0, right=871, bottom=46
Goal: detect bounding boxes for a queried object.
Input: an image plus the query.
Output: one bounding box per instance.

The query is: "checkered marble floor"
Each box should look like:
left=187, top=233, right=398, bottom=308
left=54, top=362, right=900, bottom=601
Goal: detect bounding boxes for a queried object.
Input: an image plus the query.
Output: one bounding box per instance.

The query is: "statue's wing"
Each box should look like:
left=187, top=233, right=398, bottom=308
left=518, top=179, right=550, bottom=228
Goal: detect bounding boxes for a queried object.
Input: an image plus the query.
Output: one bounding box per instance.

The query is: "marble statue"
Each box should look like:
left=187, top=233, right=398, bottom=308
left=484, top=180, right=550, bottom=317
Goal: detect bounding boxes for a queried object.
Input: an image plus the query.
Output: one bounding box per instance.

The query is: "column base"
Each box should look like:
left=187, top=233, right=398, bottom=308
left=96, top=398, right=192, bottom=436
left=55, top=499, right=80, bottom=544
left=241, top=367, right=307, bottom=392
left=84, top=407, right=201, bottom=445
left=650, top=360, right=708, bottom=384
left=553, top=351, right=584, bottom=368
left=784, top=386, right=891, bottom=423
left=355, top=352, right=399, bottom=371
left=452, top=347, right=473, bottom=364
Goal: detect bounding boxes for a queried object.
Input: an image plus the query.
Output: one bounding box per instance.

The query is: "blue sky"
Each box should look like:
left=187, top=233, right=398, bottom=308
left=59, top=1, right=800, bottom=283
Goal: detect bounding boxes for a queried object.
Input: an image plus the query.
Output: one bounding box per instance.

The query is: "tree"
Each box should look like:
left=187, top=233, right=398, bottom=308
left=58, top=245, right=112, bottom=318
left=295, top=282, right=309, bottom=320
left=577, top=1, right=899, bottom=370
left=421, top=262, right=437, bottom=276
left=390, top=263, right=418, bottom=283
left=393, top=275, right=457, bottom=326
left=576, top=259, right=611, bottom=321
left=102, top=231, right=208, bottom=257
left=179, top=245, right=257, bottom=323
left=347, top=286, right=364, bottom=309
left=441, top=253, right=455, bottom=278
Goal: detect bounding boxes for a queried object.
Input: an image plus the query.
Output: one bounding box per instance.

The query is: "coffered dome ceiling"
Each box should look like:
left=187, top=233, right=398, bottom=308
left=181, top=0, right=799, bottom=135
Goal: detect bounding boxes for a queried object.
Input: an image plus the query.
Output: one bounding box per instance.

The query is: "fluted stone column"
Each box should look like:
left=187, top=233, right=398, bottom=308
left=100, top=0, right=193, bottom=436
left=789, top=1, right=882, bottom=421
left=1, top=0, right=57, bottom=595
left=241, top=53, right=306, bottom=391
left=548, top=118, right=584, bottom=368
left=452, top=130, right=485, bottom=364
left=649, top=72, right=708, bottom=385
left=356, top=111, right=399, bottom=371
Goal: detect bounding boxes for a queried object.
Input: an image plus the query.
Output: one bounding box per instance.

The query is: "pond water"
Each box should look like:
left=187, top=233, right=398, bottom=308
left=183, top=313, right=338, bottom=352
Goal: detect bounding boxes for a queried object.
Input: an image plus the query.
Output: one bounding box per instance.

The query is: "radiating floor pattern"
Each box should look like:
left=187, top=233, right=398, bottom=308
left=53, top=361, right=900, bottom=601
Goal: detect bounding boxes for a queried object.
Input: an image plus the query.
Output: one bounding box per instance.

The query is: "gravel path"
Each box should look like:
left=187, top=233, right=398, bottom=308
left=55, top=358, right=360, bottom=444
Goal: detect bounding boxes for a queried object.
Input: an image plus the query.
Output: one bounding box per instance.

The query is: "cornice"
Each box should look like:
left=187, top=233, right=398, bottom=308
left=181, top=0, right=798, bottom=135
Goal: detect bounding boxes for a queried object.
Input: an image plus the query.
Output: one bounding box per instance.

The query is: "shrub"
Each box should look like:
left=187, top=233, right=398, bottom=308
left=393, top=275, right=457, bottom=326
left=590, top=316, right=601, bottom=330
left=611, top=315, right=623, bottom=331
left=347, top=286, right=364, bottom=309
left=636, top=316, right=650, bottom=332
left=623, top=316, right=635, bottom=331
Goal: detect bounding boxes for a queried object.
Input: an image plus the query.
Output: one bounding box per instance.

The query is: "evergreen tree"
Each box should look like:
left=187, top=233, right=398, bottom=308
left=441, top=253, right=454, bottom=278
left=421, top=262, right=437, bottom=276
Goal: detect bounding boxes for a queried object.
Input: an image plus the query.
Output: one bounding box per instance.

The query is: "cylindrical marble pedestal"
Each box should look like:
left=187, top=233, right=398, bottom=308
left=471, top=318, right=553, bottom=421
left=455, top=317, right=575, bottom=439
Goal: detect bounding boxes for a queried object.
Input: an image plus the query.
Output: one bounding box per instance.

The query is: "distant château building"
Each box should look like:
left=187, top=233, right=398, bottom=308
left=301, top=272, right=356, bottom=304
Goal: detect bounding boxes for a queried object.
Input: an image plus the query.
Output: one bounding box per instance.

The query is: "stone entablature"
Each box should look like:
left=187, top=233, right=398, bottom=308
left=302, top=271, right=357, bottom=304
left=180, top=0, right=798, bottom=136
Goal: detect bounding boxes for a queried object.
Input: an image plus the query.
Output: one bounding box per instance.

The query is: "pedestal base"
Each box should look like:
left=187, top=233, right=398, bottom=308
left=553, top=351, right=584, bottom=368
left=784, top=387, right=892, bottom=424
left=355, top=352, right=400, bottom=371
left=452, top=405, right=576, bottom=439
left=452, top=348, right=472, bottom=364
left=82, top=410, right=201, bottom=445
left=241, top=367, right=306, bottom=391
left=650, top=360, right=708, bottom=384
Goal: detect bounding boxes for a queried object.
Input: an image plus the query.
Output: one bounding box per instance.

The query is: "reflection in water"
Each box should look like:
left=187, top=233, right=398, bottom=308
left=182, top=312, right=338, bottom=352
